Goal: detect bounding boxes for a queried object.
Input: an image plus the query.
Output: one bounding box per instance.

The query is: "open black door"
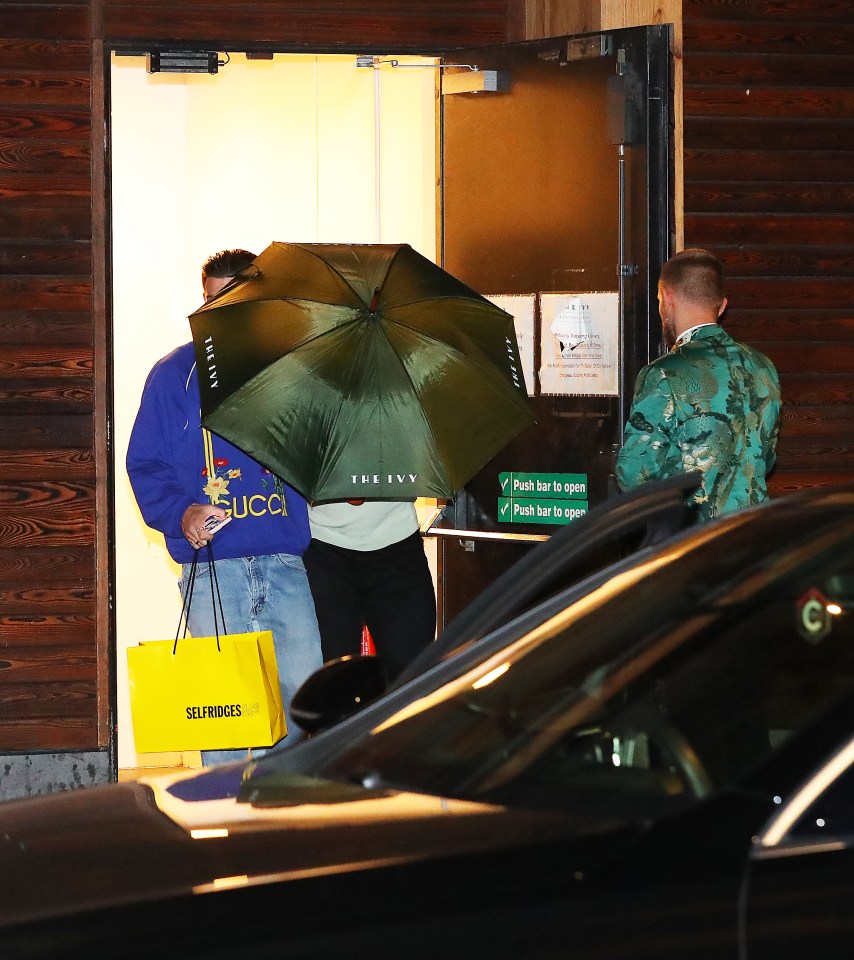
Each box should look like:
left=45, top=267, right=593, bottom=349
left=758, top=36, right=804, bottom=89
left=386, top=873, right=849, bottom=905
left=434, top=25, right=672, bottom=627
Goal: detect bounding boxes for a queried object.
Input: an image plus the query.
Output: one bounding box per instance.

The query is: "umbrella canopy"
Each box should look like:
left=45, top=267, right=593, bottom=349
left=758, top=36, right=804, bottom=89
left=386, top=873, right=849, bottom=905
left=189, top=241, right=533, bottom=502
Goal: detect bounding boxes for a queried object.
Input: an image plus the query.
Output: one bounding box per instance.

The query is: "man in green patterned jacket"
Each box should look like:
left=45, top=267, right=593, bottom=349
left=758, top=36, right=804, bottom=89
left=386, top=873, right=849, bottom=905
left=615, top=248, right=781, bottom=523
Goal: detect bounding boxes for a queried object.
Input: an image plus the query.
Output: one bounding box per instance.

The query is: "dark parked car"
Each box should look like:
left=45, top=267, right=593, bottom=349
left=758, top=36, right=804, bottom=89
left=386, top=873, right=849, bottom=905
left=3, top=478, right=854, bottom=959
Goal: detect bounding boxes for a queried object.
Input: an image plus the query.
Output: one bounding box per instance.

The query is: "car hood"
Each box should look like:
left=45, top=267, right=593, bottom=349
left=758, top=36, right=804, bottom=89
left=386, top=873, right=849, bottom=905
left=0, top=762, right=627, bottom=928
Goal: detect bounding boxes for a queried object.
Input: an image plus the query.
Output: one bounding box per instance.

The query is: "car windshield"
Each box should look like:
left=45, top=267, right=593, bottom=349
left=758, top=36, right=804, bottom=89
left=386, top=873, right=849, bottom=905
left=320, top=500, right=854, bottom=820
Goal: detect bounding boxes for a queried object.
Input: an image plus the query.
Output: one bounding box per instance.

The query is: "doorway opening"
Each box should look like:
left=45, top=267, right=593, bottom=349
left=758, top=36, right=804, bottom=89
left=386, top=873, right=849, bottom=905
left=107, top=29, right=671, bottom=774
left=110, top=51, right=440, bottom=771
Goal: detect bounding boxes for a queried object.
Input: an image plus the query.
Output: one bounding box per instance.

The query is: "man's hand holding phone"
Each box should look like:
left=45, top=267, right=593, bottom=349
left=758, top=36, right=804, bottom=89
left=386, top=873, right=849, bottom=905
left=204, top=514, right=232, bottom=535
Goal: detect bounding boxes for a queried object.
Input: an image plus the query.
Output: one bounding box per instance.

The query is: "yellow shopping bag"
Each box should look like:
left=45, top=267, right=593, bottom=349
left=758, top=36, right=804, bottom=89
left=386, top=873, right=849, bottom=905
left=127, top=630, right=287, bottom=753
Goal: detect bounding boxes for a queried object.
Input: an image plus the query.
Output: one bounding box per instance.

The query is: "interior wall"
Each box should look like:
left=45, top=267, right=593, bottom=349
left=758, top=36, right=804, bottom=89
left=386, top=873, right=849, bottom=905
left=111, top=53, right=437, bottom=770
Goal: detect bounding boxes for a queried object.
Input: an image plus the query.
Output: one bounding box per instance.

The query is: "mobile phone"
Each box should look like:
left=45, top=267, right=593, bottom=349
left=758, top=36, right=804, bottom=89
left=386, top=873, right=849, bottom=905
left=204, top=514, right=232, bottom=535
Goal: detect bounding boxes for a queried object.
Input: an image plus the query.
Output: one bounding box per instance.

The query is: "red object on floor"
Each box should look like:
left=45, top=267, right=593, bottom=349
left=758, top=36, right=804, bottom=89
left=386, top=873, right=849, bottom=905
left=360, top=624, right=376, bottom=656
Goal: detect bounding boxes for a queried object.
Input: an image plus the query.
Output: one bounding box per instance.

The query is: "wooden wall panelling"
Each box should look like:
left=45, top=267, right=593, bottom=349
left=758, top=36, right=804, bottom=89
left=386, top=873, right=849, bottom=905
left=682, top=0, right=854, bottom=495
left=101, top=0, right=509, bottom=49
left=682, top=0, right=854, bottom=23
left=513, top=0, right=680, bottom=38
left=511, top=0, right=602, bottom=39
left=0, top=2, right=99, bottom=751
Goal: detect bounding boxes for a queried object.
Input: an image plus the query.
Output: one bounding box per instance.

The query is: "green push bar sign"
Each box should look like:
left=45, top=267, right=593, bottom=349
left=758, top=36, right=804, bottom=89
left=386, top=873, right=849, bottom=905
left=498, top=472, right=589, bottom=526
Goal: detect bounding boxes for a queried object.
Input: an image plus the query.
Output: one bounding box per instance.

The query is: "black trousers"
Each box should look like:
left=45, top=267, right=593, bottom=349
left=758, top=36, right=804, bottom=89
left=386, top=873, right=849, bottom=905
left=303, top=531, right=437, bottom=681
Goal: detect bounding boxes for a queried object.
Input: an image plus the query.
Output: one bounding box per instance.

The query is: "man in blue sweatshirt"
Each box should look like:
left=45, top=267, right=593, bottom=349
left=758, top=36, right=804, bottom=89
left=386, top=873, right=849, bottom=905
left=126, top=248, right=322, bottom=765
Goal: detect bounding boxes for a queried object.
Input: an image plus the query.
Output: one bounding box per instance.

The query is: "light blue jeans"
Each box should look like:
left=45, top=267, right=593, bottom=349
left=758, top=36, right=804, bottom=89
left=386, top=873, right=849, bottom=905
left=179, top=553, right=323, bottom=766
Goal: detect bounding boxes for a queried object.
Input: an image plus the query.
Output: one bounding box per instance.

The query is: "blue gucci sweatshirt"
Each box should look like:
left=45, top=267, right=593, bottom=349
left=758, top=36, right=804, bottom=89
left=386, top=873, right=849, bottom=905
left=126, top=343, right=311, bottom=564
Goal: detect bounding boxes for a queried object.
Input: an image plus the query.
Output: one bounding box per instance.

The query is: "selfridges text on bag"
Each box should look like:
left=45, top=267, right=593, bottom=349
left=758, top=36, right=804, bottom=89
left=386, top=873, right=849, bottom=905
left=127, top=545, right=287, bottom=753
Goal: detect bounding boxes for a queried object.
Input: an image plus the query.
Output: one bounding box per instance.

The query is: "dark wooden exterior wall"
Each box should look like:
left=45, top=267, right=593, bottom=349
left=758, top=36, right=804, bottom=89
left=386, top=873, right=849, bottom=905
left=682, top=0, right=854, bottom=496
left=0, top=2, right=100, bottom=753
left=1, top=0, right=851, bottom=756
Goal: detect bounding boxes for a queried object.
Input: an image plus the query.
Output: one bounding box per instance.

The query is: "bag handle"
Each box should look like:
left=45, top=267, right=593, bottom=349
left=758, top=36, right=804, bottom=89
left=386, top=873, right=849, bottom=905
left=173, top=542, right=227, bottom=655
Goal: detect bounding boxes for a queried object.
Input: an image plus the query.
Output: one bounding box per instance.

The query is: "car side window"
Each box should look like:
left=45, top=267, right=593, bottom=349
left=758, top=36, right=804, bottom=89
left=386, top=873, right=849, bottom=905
left=326, top=514, right=854, bottom=821
left=473, top=544, right=854, bottom=814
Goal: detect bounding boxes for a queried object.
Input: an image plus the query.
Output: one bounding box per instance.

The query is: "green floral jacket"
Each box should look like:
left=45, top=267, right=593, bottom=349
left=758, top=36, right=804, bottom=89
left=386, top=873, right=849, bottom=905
left=615, top=324, right=781, bottom=523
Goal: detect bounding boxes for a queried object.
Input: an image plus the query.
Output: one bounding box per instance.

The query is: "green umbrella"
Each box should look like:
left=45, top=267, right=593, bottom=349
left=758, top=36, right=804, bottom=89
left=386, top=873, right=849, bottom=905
left=189, top=241, right=533, bottom=502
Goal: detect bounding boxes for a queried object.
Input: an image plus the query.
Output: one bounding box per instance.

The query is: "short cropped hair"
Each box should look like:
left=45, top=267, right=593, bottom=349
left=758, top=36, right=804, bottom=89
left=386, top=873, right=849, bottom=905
left=201, top=248, right=257, bottom=281
left=659, top=248, right=725, bottom=310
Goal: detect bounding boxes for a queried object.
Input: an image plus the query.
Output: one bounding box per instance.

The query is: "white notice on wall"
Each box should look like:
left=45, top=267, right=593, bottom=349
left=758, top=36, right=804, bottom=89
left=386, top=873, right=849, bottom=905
left=484, top=294, right=536, bottom=397
left=539, top=291, right=620, bottom=397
